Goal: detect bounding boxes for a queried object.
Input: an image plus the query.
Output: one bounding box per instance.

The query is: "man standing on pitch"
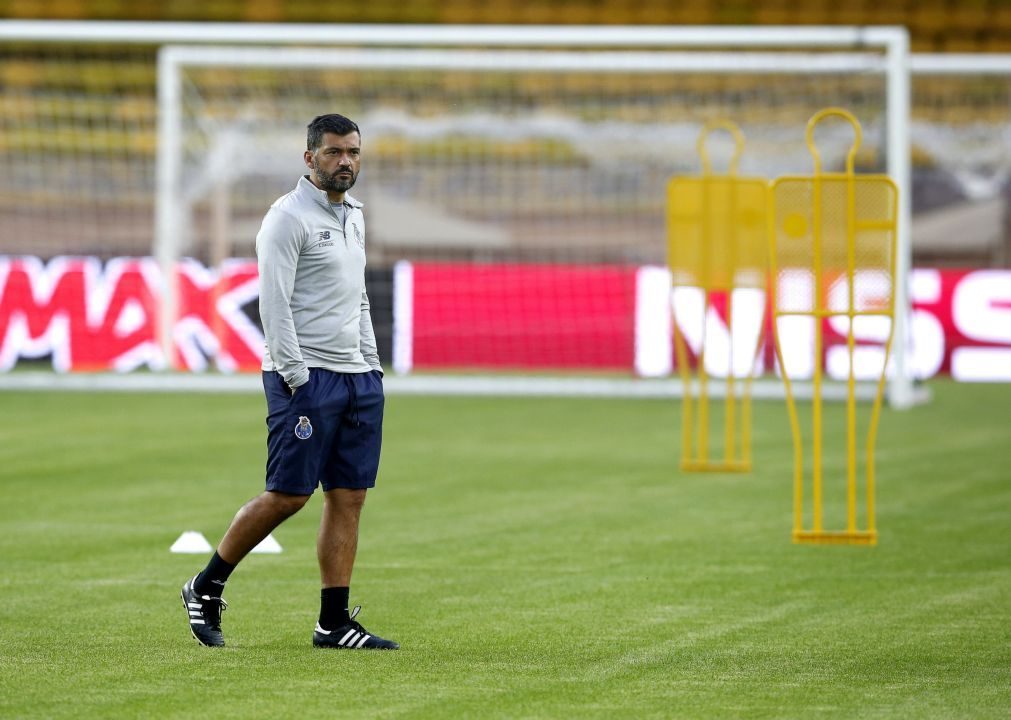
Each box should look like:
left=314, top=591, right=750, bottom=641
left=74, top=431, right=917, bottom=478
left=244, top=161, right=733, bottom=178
left=181, top=113, right=398, bottom=650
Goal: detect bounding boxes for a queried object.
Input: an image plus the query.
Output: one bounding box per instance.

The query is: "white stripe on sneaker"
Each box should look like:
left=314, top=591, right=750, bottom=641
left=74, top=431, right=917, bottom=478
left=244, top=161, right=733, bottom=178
left=189, top=610, right=202, bottom=617
left=191, top=619, right=205, bottom=625
left=355, top=634, right=371, bottom=648
left=188, top=603, right=201, bottom=609
left=338, top=629, right=357, bottom=646
left=314, top=623, right=331, bottom=635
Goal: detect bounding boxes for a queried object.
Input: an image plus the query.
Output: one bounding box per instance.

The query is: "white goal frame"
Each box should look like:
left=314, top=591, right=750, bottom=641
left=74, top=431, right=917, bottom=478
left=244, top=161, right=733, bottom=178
left=153, top=26, right=914, bottom=408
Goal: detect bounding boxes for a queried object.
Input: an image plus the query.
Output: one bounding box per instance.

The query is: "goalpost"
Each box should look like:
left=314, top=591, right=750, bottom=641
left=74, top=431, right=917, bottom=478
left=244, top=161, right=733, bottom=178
left=153, top=26, right=916, bottom=408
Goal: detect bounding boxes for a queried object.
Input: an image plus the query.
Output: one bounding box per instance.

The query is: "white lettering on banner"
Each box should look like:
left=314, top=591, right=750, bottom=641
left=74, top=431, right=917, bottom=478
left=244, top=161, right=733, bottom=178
left=175, top=259, right=228, bottom=372
left=732, top=288, right=766, bottom=377
left=952, top=348, right=1011, bottom=382
left=95, top=257, right=164, bottom=372
left=210, top=258, right=264, bottom=372
left=671, top=285, right=704, bottom=358
left=670, top=286, right=765, bottom=379
left=774, top=316, right=815, bottom=379
left=825, top=271, right=893, bottom=381
left=112, top=298, right=148, bottom=337
left=392, top=260, right=414, bottom=375
left=1, top=256, right=1009, bottom=381
left=953, top=270, right=1011, bottom=344
left=952, top=270, right=1011, bottom=382
left=634, top=266, right=673, bottom=377
left=0, top=257, right=99, bottom=372
left=909, top=270, right=945, bottom=380
left=0, top=256, right=263, bottom=372
left=773, top=272, right=815, bottom=379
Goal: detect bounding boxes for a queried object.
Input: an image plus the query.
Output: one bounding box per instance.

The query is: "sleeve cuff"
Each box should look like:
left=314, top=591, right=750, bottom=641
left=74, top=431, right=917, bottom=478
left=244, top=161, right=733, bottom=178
left=286, top=367, right=310, bottom=389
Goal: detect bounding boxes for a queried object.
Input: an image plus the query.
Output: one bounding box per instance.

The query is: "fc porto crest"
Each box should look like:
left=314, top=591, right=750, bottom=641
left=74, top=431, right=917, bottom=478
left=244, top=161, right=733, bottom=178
left=351, top=223, right=364, bottom=249
left=294, top=416, right=313, bottom=440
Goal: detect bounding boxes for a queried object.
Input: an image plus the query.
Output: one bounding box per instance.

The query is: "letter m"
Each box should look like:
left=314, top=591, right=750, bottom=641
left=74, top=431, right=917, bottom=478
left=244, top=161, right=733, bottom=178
left=0, top=256, right=93, bottom=371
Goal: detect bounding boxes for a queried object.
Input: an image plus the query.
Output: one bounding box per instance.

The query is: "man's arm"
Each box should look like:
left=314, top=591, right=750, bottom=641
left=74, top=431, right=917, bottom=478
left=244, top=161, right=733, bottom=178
left=359, top=288, right=382, bottom=374
left=256, top=208, right=310, bottom=389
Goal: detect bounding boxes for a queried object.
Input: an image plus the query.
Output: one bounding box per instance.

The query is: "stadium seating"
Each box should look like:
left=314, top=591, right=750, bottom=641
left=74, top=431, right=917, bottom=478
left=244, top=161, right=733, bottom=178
left=0, top=1, right=1009, bottom=52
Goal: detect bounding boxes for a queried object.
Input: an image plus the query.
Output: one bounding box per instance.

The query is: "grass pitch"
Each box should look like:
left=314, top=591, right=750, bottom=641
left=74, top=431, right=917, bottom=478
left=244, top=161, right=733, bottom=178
left=0, top=380, right=1008, bottom=719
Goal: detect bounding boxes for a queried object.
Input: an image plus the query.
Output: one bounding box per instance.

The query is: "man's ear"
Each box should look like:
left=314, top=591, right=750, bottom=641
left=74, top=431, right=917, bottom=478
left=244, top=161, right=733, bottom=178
left=304, top=149, right=314, bottom=170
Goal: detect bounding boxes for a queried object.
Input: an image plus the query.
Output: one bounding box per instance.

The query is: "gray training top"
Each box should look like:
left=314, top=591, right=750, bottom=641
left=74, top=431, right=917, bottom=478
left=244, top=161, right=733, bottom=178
left=256, top=175, right=381, bottom=389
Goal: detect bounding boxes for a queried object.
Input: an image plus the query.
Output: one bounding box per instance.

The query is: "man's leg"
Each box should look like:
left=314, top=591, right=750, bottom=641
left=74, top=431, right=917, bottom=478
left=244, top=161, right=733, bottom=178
left=182, top=491, right=310, bottom=647
left=312, top=371, right=397, bottom=649
left=220, top=490, right=312, bottom=565
left=313, top=486, right=396, bottom=649
left=203, top=368, right=322, bottom=588
left=317, top=487, right=366, bottom=587
left=195, top=490, right=311, bottom=594
left=316, top=488, right=366, bottom=631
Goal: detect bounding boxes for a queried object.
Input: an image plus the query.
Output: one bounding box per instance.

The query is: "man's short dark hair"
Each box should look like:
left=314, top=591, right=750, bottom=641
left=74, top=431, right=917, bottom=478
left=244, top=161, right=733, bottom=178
left=307, top=114, right=360, bottom=151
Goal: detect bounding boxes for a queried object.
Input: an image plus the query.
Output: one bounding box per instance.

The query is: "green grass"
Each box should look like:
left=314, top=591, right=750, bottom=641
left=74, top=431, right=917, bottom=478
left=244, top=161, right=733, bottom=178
left=0, top=381, right=1008, bottom=719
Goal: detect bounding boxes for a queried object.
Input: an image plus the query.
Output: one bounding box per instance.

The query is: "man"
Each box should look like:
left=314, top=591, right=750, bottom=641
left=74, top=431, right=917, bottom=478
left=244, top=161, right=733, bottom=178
left=181, top=113, right=398, bottom=650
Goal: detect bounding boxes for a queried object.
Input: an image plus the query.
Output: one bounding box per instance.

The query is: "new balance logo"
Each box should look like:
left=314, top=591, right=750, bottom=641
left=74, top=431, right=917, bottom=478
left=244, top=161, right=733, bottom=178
left=316, top=230, right=334, bottom=247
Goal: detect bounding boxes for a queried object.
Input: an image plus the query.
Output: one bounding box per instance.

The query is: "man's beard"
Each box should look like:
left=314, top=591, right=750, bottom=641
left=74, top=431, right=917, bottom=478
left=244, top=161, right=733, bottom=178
left=313, top=160, right=357, bottom=193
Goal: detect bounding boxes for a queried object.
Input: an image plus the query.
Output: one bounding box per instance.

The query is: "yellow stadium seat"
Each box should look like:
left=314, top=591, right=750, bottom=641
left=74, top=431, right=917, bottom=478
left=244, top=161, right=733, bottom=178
left=983, top=34, right=1011, bottom=52
left=995, top=4, right=1011, bottom=30
left=942, top=33, right=984, bottom=52
left=833, top=1, right=872, bottom=27
left=864, top=5, right=910, bottom=26
left=910, top=1, right=950, bottom=33
left=947, top=0, right=989, bottom=32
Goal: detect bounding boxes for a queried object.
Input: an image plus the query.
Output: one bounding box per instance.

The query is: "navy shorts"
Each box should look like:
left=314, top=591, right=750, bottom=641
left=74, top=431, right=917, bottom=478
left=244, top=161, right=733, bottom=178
left=263, top=368, right=384, bottom=495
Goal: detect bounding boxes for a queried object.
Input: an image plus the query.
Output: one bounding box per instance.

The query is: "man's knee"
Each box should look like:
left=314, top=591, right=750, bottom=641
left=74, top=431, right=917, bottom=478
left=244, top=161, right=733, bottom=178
left=262, top=490, right=312, bottom=516
left=323, top=488, right=367, bottom=514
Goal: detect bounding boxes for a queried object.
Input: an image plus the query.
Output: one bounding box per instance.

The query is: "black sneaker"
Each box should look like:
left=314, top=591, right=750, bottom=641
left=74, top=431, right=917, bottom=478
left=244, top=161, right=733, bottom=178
left=313, top=606, right=399, bottom=650
left=181, top=575, right=227, bottom=647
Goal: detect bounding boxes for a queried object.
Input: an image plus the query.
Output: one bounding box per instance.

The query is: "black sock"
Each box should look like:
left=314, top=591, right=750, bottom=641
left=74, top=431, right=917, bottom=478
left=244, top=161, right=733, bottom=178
left=194, top=551, right=235, bottom=597
left=319, top=586, right=351, bottom=630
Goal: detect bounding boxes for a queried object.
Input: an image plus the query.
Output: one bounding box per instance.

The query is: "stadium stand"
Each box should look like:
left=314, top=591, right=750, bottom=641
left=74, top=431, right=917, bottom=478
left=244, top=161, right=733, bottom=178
left=1, top=0, right=1011, bottom=51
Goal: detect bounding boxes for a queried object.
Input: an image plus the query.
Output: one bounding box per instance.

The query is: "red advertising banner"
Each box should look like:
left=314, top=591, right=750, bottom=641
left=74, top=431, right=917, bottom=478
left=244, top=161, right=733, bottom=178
left=406, top=263, right=1011, bottom=382
left=0, top=256, right=1008, bottom=381
left=0, top=256, right=262, bottom=373
left=410, top=263, right=638, bottom=370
